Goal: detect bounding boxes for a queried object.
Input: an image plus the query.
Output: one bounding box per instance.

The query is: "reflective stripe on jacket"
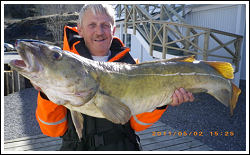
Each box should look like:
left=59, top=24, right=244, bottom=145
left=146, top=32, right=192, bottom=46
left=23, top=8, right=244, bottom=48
left=36, top=26, right=167, bottom=137
left=130, top=107, right=168, bottom=132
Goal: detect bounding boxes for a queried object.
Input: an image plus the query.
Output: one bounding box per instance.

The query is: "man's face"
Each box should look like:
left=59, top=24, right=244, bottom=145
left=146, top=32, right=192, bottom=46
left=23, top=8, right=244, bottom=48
left=78, top=9, right=116, bottom=56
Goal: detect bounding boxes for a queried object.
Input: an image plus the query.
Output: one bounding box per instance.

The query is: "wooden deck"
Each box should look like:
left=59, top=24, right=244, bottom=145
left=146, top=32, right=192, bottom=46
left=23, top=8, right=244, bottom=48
left=4, top=121, right=213, bottom=151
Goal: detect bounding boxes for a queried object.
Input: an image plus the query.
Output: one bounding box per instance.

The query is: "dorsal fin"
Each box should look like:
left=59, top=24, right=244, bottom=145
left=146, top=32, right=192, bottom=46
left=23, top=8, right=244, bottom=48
left=136, top=55, right=196, bottom=66
left=204, top=61, right=234, bottom=79
left=166, top=55, right=195, bottom=62
left=176, top=55, right=195, bottom=62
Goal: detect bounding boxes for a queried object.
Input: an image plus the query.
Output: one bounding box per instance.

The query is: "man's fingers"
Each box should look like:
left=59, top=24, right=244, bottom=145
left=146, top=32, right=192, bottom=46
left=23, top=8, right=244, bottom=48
left=171, top=88, right=195, bottom=107
left=171, top=93, right=179, bottom=106
left=179, top=88, right=189, bottom=102
left=188, top=92, right=195, bottom=102
left=175, top=89, right=184, bottom=104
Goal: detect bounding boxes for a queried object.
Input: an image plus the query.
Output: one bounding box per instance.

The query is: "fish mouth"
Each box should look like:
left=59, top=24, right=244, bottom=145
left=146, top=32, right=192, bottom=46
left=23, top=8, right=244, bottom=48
left=9, top=41, right=42, bottom=73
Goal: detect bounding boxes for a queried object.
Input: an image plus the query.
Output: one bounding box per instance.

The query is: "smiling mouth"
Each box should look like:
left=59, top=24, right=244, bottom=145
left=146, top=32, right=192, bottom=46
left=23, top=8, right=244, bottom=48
left=95, top=40, right=104, bottom=42
left=94, top=38, right=106, bottom=42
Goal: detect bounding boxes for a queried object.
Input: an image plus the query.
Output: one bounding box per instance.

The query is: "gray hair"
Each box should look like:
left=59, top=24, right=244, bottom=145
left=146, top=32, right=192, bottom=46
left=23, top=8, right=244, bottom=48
left=78, top=4, right=116, bottom=28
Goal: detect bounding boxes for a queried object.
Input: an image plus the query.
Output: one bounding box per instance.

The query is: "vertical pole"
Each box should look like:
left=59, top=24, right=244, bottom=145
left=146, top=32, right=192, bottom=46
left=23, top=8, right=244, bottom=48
left=234, top=38, right=242, bottom=73
left=124, top=33, right=127, bottom=47
left=193, top=36, right=199, bottom=57
left=162, top=24, right=166, bottom=59
left=203, top=31, right=210, bottom=60
left=11, top=71, right=14, bottom=94
left=124, top=5, right=128, bottom=34
left=4, top=72, right=9, bottom=96
left=120, top=23, right=124, bottom=42
left=141, top=44, right=143, bottom=62
left=133, top=5, right=136, bottom=35
left=185, top=28, right=191, bottom=55
left=149, top=21, right=153, bottom=56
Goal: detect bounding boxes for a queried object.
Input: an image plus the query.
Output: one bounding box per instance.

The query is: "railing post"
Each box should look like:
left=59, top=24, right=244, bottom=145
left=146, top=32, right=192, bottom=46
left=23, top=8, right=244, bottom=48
left=185, top=27, right=191, bottom=55
left=119, top=23, right=124, bottom=42
left=133, top=5, right=136, bottom=35
left=4, top=71, right=9, bottom=96
left=193, top=36, right=199, bottom=56
left=149, top=21, right=153, bottom=56
left=162, top=23, right=167, bottom=59
left=233, top=37, right=242, bottom=73
left=13, top=70, right=20, bottom=92
left=124, top=33, right=127, bottom=47
left=203, top=31, right=210, bottom=60
left=124, top=5, right=128, bottom=34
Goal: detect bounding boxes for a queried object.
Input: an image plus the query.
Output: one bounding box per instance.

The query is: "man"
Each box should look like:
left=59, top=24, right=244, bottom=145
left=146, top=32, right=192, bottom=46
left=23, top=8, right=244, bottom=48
left=33, top=4, right=194, bottom=151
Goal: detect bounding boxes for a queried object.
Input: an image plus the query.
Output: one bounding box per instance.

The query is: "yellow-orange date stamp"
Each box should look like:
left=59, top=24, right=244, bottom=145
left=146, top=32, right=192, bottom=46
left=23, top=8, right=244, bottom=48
left=152, top=131, right=235, bottom=137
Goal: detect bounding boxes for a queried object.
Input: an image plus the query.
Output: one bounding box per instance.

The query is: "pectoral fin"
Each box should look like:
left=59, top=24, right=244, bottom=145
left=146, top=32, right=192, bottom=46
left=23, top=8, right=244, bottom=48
left=95, top=92, right=131, bottom=124
left=70, top=110, right=84, bottom=141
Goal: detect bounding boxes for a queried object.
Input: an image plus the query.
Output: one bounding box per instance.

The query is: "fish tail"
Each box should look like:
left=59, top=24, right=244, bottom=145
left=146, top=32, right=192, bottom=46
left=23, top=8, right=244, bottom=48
left=230, top=82, right=241, bottom=116
left=208, top=88, right=231, bottom=108
left=204, top=61, right=234, bottom=79
left=207, top=82, right=241, bottom=116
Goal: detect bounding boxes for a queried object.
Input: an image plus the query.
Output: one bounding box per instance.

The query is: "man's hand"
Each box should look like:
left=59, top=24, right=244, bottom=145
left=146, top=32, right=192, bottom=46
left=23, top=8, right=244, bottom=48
left=170, top=88, right=194, bottom=106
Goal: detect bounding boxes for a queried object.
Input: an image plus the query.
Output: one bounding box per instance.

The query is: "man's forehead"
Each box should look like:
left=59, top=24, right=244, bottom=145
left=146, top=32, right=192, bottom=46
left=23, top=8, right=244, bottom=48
left=83, top=10, right=112, bottom=23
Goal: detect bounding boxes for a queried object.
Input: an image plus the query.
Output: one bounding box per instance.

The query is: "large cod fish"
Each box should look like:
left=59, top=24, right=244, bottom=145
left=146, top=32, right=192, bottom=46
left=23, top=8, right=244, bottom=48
left=9, top=41, right=241, bottom=139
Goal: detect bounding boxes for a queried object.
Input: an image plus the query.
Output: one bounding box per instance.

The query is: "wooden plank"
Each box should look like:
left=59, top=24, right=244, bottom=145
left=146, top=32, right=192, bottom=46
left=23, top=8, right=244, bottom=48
left=149, top=22, right=153, bottom=56
left=233, top=38, right=242, bottom=73
left=135, top=121, right=213, bottom=151
left=13, top=70, right=20, bottom=92
left=140, top=134, right=184, bottom=146
left=151, top=121, right=166, bottom=126
left=142, top=136, right=193, bottom=151
left=154, top=139, right=205, bottom=151
left=136, top=126, right=175, bottom=139
left=4, top=134, right=56, bottom=144
left=162, top=23, right=167, bottom=59
left=32, top=144, right=61, bottom=151
left=136, top=121, right=168, bottom=134
left=208, top=38, right=236, bottom=54
left=4, top=121, right=213, bottom=151
left=4, top=136, right=60, bottom=149
left=4, top=72, right=9, bottom=96
left=4, top=134, right=61, bottom=151
left=166, top=25, right=203, bottom=52
left=5, top=139, right=61, bottom=151
left=23, top=140, right=62, bottom=151
left=181, top=144, right=214, bottom=151
left=210, top=32, right=235, bottom=56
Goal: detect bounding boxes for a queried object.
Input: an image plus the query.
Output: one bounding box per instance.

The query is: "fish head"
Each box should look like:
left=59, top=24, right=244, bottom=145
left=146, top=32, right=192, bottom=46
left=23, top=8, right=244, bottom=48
left=9, top=41, right=98, bottom=106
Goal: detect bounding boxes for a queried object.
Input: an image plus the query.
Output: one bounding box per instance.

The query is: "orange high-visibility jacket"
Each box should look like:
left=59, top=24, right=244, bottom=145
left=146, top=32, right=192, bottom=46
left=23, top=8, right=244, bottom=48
left=36, top=26, right=168, bottom=137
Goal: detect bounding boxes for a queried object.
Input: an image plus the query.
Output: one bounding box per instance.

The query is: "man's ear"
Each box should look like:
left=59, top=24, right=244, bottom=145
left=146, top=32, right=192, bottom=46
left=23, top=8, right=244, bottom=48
left=77, top=24, right=83, bottom=36
left=112, top=26, right=116, bottom=36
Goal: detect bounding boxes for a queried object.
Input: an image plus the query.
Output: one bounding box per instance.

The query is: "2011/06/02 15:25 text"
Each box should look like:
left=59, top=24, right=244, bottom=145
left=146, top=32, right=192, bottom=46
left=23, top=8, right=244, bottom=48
left=152, top=131, right=235, bottom=137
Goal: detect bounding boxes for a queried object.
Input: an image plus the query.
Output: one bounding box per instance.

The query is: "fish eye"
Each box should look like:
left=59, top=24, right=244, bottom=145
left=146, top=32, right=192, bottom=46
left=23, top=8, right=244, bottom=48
left=52, top=52, right=62, bottom=60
